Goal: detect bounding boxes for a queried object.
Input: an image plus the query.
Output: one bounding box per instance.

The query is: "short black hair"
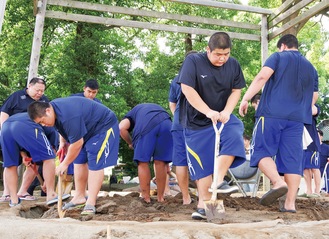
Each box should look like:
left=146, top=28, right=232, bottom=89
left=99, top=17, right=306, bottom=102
left=318, top=129, right=323, bottom=136
left=208, top=32, right=232, bottom=51
left=251, top=94, right=261, bottom=104
left=276, top=34, right=298, bottom=49
left=85, top=79, right=99, bottom=90
left=29, top=77, right=46, bottom=86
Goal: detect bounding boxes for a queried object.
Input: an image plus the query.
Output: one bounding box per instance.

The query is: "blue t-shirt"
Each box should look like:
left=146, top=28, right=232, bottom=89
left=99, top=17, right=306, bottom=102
left=1, top=88, right=49, bottom=116
left=5, top=112, right=58, bottom=149
left=70, top=92, right=102, bottom=103
left=123, top=103, right=171, bottom=143
left=168, top=75, right=183, bottom=131
left=178, top=52, right=245, bottom=129
left=50, top=97, right=117, bottom=144
left=256, top=51, right=318, bottom=124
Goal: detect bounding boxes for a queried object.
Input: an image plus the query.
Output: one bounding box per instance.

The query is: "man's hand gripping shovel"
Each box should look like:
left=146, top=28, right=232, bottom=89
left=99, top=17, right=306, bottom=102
left=204, top=123, right=225, bottom=222
left=57, top=149, right=66, bottom=218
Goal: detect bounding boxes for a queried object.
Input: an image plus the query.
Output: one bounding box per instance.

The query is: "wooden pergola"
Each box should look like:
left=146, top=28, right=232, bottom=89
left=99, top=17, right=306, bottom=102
left=6, top=0, right=329, bottom=83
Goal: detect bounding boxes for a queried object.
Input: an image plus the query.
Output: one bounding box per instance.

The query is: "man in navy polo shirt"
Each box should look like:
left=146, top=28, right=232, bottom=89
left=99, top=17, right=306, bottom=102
left=0, top=77, right=49, bottom=202
left=28, top=97, right=119, bottom=215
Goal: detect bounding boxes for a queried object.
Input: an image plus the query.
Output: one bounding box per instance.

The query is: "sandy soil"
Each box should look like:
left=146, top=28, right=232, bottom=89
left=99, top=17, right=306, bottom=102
left=1, top=188, right=329, bottom=239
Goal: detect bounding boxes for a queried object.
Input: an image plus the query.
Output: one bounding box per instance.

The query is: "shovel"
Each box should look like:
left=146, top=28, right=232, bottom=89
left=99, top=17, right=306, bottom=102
left=56, top=148, right=74, bottom=195
left=57, top=173, right=66, bottom=218
left=204, top=123, right=225, bottom=222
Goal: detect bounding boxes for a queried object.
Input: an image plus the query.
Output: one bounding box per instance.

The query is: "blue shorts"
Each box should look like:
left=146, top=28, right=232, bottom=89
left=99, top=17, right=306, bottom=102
left=250, top=117, right=304, bottom=175
left=1, top=123, right=56, bottom=167
left=303, top=150, right=320, bottom=169
left=171, top=130, right=187, bottom=166
left=75, top=124, right=120, bottom=171
left=184, top=115, right=246, bottom=181
left=133, top=119, right=173, bottom=163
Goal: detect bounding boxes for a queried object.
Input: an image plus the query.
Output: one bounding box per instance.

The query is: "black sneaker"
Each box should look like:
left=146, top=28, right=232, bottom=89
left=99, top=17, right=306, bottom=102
left=209, top=181, right=239, bottom=194
left=191, top=208, right=206, bottom=220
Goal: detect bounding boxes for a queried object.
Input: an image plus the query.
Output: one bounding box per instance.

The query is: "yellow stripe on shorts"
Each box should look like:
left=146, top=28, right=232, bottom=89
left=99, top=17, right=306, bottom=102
left=96, top=128, right=114, bottom=164
left=186, top=144, right=203, bottom=170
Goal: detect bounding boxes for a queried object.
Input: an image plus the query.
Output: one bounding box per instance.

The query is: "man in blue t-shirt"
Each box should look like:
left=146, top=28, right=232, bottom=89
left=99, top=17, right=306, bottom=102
left=178, top=32, right=246, bottom=220
left=27, top=97, right=120, bottom=215
left=119, top=103, right=173, bottom=203
left=318, top=130, right=329, bottom=193
left=0, top=77, right=49, bottom=202
left=1, top=113, right=66, bottom=207
left=70, top=79, right=102, bottom=103
left=239, top=34, right=318, bottom=213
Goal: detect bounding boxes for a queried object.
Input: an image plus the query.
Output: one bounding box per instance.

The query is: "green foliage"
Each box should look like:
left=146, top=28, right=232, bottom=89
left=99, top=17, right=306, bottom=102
left=1, top=0, right=328, bottom=178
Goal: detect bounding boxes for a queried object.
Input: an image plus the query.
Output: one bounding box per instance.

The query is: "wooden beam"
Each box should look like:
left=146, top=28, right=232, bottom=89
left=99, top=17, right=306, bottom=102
left=47, top=0, right=260, bottom=30
left=269, top=0, right=329, bottom=40
left=28, top=0, right=48, bottom=83
left=261, top=14, right=268, bottom=66
left=269, top=0, right=314, bottom=28
left=166, top=0, right=272, bottom=15
left=0, top=0, right=7, bottom=34
left=268, top=0, right=295, bottom=22
left=45, top=10, right=261, bottom=41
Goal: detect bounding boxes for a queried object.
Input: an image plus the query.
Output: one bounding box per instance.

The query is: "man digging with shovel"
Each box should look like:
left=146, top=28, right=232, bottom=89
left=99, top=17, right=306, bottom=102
left=178, top=32, right=246, bottom=221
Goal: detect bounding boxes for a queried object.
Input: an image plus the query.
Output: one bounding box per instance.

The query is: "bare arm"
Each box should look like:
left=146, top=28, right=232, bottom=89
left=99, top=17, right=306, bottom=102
left=0, top=112, right=9, bottom=128
left=119, top=118, right=133, bottom=149
left=169, top=102, right=176, bottom=115
left=239, top=66, right=274, bottom=117
left=56, top=138, right=83, bottom=175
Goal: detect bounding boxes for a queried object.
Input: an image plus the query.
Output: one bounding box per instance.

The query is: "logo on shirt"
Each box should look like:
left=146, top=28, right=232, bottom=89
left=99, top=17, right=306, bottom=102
left=21, top=95, right=26, bottom=99
left=200, top=75, right=207, bottom=79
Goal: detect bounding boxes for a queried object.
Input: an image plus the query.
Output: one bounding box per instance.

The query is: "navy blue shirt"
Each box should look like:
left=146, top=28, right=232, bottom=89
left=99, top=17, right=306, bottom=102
left=50, top=97, right=117, bottom=144
left=256, top=51, right=318, bottom=124
left=168, top=75, right=183, bottom=131
left=1, top=88, right=49, bottom=116
left=6, top=112, right=58, bottom=149
left=70, top=92, right=102, bottom=104
left=178, top=52, right=245, bottom=129
left=123, top=103, right=171, bottom=143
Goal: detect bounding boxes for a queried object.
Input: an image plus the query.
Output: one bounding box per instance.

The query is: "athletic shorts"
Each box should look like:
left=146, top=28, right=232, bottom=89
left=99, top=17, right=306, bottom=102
left=1, top=123, right=56, bottom=167
left=250, top=117, right=304, bottom=175
left=133, top=119, right=173, bottom=163
left=184, top=114, right=246, bottom=181
left=303, top=150, right=320, bottom=169
left=171, top=130, right=187, bottom=166
left=75, top=124, right=120, bottom=171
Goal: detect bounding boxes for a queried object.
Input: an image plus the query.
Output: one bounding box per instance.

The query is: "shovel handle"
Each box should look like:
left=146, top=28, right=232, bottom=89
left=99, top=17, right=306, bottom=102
left=211, top=123, right=224, bottom=200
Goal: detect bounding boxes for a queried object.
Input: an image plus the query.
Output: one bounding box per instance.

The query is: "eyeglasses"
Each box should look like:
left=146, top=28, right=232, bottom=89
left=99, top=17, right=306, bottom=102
left=29, top=77, right=46, bottom=85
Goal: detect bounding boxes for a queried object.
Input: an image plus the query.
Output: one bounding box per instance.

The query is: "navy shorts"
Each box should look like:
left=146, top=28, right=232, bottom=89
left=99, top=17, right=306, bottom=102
left=250, top=117, right=304, bottom=175
left=184, top=115, right=246, bottom=181
left=171, top=130, right=188, bottom=166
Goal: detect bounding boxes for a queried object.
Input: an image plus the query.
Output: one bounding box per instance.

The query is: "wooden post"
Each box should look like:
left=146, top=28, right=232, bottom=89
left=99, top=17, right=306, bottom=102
left=27, top=0, right=48, bottom=85
left=0, top=0, right=7, bottom=35
left=260, top=14, right=271, bottom=192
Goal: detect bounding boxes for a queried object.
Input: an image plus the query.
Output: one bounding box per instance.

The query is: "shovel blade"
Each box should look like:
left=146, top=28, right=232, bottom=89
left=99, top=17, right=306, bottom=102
left=204, top=199, right=225, bottom=222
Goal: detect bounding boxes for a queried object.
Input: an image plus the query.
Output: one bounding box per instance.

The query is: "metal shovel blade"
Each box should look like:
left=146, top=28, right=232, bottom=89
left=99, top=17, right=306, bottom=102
left=204, top=198, right=225, bottom=222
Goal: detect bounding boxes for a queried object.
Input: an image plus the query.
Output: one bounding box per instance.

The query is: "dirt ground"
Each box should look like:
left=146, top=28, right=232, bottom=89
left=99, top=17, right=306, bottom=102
left=1, top=186, right=329, bottom=239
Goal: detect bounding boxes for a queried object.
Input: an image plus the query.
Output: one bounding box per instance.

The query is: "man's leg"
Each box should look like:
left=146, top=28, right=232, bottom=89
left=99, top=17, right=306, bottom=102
left=258, top=157, right=287, bottom=189
left=5, top=167, right=19, bottom=204
left=312, top=168, right=321, bottom=194
left=17, top=166, right=37, bottom=198
left=42, top=159, right=57, bottom=201
left=138, top=162, right=151, bottom=203
left=86, top=168, right=104, bottom=206
left=69, top=163, right=88, bottom=205
left=0, top=169, right=10, bottom=201
left=195, top=175, right=212, bottom=209
left=216, top=155, right=235, bottom=186
left=283, top=173, right=301, bottom=211
left=303, top=169, right=313, bottom=195
left=154, top=160, right=167, bottom=202
left=175, top=165, right=192, bottom=204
